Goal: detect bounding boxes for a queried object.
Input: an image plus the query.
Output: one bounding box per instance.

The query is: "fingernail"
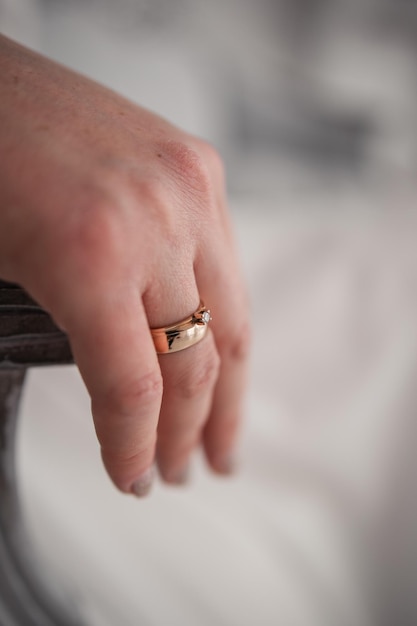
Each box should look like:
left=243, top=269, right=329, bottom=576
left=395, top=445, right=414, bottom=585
left=131, top=466, right=154, bottom=498
left=213, top=454, right=236, bottom=475
left=164, top=464, right=190, bottom=486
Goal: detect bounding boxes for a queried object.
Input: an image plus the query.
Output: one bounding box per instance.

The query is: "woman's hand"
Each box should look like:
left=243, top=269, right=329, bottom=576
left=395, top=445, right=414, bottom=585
left=0, top=35, right=249, bottom=495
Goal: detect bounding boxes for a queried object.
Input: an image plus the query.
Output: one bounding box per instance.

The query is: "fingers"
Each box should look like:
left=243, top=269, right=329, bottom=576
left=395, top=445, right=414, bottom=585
left=51, top=138, right=247, bottom=496
left=156, top=331, right=220, bottom=483
left=63, top=287, right=163, bottom=496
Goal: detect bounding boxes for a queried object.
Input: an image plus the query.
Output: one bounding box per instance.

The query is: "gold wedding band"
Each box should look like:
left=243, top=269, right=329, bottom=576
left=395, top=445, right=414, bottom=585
left=151, top=301, right=212, bottom=354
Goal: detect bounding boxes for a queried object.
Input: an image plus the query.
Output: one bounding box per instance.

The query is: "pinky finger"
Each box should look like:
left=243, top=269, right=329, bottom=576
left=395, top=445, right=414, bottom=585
left=203, top=319, right=250, bottom=474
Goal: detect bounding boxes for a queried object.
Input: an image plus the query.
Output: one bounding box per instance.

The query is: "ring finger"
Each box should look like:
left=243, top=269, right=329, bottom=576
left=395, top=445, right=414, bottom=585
left=156, top=328, right=219, bottom=483
left=144, top=279, right=220, bottom=485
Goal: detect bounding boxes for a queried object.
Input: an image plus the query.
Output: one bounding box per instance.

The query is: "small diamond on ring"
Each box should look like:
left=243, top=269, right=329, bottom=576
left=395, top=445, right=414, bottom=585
left=201, top=310, right=211, bottom=324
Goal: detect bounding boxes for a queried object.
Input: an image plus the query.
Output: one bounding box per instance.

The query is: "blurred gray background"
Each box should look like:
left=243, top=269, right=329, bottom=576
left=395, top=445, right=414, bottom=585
left=1, top=1, right=417, bottom=625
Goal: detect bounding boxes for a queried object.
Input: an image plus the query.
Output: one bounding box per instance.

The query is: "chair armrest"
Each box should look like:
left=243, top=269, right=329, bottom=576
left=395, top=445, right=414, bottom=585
left=0, top=280, right=84, bottom=626
left=0, top=281, right=73, bottom=367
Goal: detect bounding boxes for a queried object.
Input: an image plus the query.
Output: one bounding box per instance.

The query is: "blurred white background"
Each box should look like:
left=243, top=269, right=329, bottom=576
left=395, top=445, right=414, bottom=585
left=1, top=0, right=417, bottom=624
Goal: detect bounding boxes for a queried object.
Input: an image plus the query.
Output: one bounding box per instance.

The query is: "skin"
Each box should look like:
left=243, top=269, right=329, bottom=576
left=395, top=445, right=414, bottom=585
left=0, top=34, right=250, bottom=496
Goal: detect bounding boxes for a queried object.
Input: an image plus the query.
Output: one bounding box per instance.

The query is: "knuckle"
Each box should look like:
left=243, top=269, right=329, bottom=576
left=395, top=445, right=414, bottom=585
left=102, top=442, right=154, bottom=470
left=159, top=139, right=212, bottom=197
left=175, top=344, right=220, bottom=399
left=102, top=371, right=163, bottom=417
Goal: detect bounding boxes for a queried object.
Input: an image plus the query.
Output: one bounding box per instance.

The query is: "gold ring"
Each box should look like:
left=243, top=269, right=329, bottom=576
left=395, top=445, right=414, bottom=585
left=151, top=301, right=212, bottom=354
